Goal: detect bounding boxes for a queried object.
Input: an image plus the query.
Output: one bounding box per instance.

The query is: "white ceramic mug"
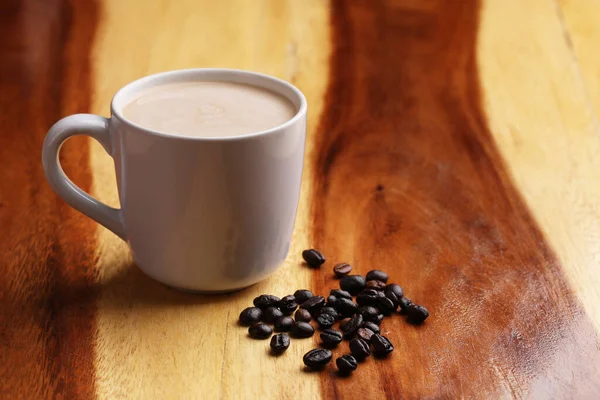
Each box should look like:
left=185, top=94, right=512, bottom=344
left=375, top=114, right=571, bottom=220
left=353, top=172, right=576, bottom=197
left=42, top=69, right=307, bottom=292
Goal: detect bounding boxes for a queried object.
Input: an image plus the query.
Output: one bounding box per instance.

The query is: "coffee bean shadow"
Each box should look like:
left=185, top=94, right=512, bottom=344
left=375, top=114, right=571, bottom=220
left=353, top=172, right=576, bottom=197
left=301, top=366, right=323, bottom=374
left=335, top=371, right=352, bottom=379
left=266, top=348, right=285, bottom=357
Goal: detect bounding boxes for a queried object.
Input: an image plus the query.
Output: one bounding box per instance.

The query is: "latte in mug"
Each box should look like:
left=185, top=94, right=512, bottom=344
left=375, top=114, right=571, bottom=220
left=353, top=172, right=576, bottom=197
left=122, top=81, right=296, bottom=138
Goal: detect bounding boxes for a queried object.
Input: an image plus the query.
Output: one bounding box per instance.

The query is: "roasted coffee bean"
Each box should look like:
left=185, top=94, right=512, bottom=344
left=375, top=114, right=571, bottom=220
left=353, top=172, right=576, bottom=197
left=356, top=327, right=374, bottom=342
left=303, top=348, right=332, bottom=370
left=319, top=307, right=339, bottom=320
left=302, top=249, right=326, bottom=268
left=358, top=306, right=379, bottom=321
left=385, top=283, right=404, bottom=304
left=326, top=295, right=338, bottom=308
left=371, top=334, right=394, bottom=356
left=398, top=297, right=414, bottom=314
left=317, top=313, right=336, bottom=329
left=274, top=316, right=294, bottom=332
left=339, top=275, right=366, bottom=296
left=239, top=307, right=262, bottom=326
left=295, top=308, right=312, bottom=323
left=291, top=321, right=315, bottom=338
left=248, top=323, right=272, bottom=339
left=361, top=321, right=380, bottom=334
left=334, top=297, right=358, bottom=318
left=262, top=307, right=284, bottom=323
left=330, top=289, right=353, bottom=300
left=366, top=269, right=389, bottom=283
left=373, top=314, right=384, bottom=325
left=293, top=289, right=314, bottom=304
left=376, top=290, right=386, bottom=298
left=270, top=333, right=290, bottom=354
left=384, top=290, right=400, bottom=306
left=300, top=296, right=325, bottom=313
left=253, top=294, right=281, bottom=309
left=356, top=289, right=380, bottom=307
left=278, top=295, right=298, bottom=315
left=341, top=313, right=363, bottom=338
left=406, top=304, right=429, bottom=324
left=365, top=280, right=386, bottom=291
left=320, top=329, right=343, bottom=348
left=333, top=263, right=352, bottom=278
left=339, top=318, right=350, bottom=330
left=349, top=337, right=371, bottom=361
left=377, top=296, right=396, bottom=316
left=336, top=354, right=358, bottom=374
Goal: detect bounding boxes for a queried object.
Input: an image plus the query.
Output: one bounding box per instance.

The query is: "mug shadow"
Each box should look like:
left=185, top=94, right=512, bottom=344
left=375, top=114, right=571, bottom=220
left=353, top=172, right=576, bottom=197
left=62, top=262, right=258, bottom=312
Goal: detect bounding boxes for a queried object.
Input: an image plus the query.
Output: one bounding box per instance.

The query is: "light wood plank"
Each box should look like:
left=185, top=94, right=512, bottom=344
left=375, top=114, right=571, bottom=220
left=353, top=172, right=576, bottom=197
left=89, top=0, right=330, bottom=398
left=558, top=0, right=600, bottom=116
left=478, top=0, right=600, bottom=335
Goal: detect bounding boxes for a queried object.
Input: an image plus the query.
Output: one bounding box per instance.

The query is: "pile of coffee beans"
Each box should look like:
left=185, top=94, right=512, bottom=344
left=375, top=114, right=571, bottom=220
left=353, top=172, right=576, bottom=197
left=238, top=249, right=429, bottom=375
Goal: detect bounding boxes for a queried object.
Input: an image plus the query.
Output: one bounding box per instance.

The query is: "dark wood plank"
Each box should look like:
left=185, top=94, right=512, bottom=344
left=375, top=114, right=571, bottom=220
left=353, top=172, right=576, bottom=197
left=0, top=1, right=98, bottom=398
left=311, top=0, right=600, bottom=398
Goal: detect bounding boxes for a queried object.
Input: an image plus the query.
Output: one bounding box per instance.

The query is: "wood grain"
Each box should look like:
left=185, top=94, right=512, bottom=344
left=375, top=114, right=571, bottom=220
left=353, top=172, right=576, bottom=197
left=310, top=0, right=600, bottom=398
left=2, top=0, right=600, bottom=398
left=480, top=0, right=600, bottom=338
left=0, top=0, right=98, bottom=398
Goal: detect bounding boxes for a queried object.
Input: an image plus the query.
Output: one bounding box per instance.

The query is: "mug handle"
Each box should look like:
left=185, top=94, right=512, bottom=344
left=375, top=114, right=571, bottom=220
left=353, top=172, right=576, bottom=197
left=42, top=114, right=127, bottom=240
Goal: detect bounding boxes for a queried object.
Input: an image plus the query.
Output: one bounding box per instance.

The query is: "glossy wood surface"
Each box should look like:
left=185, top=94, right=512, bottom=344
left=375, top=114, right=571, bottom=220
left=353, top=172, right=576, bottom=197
left=1, top=0, right=600, bottom=398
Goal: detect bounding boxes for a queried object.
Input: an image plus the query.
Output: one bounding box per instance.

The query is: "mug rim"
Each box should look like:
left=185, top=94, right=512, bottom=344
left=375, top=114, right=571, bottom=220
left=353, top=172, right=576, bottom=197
left=110, top=68, right=307, bottom=141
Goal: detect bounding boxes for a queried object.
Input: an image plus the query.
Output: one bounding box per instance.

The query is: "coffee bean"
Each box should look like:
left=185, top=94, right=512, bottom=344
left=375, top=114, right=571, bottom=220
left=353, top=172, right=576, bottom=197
left=377, top=296, right=396, bottom=316
left=356, top=289, right=379, bottom=307
left=384, top=290, right=400, bottom=306
left=319, top=306, right=339, bottom=320
left=385, top=283, right=404, bottom=304
left=339, top=318, right=350, bottom=330
left=366, top=269, right=389, bottom=283
left=349, top=337, right=371, bottom=361
left=330, top=289, right=353, bottom=300
left=373, top=314, right=384, bottom=325
left=333, top=263, right=352, bottom=278
left=334, top=297, right=358, bottom=318
left=336, top=354, right=358, bottom=374
left=293, top=289, right=314, bottom=304
left=300, top=296, right=325, bottom=313
left=406, top=304, right=429, bottom=324
left=366, top=280, right=386, bottom=291
left=303, top=348, right=332, bottom=370
left=317, top=313, right=336, bottom=329
left=253, top=294, right=281, bottom=309
left=339, top=275, right=366, bottom=295
left=239, top=307, right=262, bottom=326
left=341, top=313, right=363, bottom=338
left=278, top=295, right=298, bottom=315
left=398, top=297, right=414, bottom=314
left=320, top=329, right=343, bottom=348
left=326, top=295, right=338, bottom=308
left=302, top=249, right=326, bottom=268
left=371, top=334, right=394, bottom=356
left=357, top=327, right=374, bottom=342
left=248, top=323, right=273, bottom=339
left=361, top=321, right=380, bottom=334
left=291, top=321, right=315, bottom=338
left=376, top=290, right=386, bottom=298
left=274, top=316, right=294, bottom=332
left=358, top=306, right=379, bottom=321
left=294, top=308, right=312, bottom=323
left=270, top=333, right=290, bottom=354
left=262, top=306, right=284, bottom=323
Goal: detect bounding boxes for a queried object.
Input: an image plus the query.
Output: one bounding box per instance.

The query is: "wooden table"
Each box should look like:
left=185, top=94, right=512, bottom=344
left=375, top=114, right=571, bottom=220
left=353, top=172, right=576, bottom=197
left=2, top=0, right=600, bottom=398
